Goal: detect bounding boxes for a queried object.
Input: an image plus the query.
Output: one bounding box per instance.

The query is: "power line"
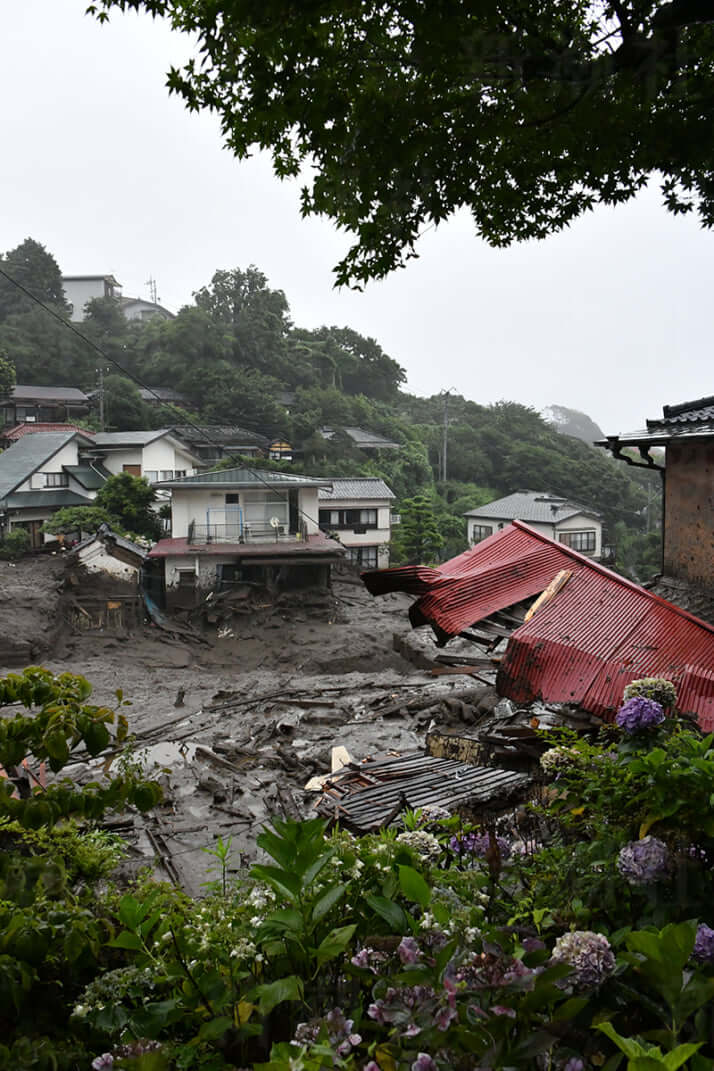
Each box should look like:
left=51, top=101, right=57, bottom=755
left=0, top=267, right=341, bottom=541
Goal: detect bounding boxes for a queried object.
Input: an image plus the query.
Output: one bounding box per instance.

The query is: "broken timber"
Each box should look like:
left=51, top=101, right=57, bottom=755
left=314, top=751, right=529, bottom=833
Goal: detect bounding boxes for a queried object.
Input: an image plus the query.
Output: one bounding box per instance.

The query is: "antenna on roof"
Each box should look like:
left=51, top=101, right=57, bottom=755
left=146, top=276, right=158, bottom=305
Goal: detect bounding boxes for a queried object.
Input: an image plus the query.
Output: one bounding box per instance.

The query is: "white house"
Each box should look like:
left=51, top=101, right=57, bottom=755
left=464, top=491, right=604, bottom=559
left=147, top=467, right=344, bottom=606
left=120, top=297, right=174, bottom=322
left=62, top=275, right=174, bottom=322
left=89, top=430, right=201, bottom=483
left=318, top=477, right=395, bottom=569
left=72, top=524, right=148, bottom=580
left=0, top=431, right=99, bottom=546
left=62, top=275, right=122, bottom=320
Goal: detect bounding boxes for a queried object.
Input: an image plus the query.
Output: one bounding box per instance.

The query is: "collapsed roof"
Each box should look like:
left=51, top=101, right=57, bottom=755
left=362, top=521, right=714, bottom=729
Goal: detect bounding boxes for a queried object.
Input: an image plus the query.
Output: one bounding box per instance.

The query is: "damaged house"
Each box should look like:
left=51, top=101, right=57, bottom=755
left=147, top=467, right=344, bottom=607
left=599, top=393, right=714, bottom=620
left=363, top=521, right=714, bottom=730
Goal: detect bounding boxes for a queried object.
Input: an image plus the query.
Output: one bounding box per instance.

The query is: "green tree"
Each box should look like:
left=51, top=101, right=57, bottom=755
left=193, top=265, right=293, bottom=378
left=0, top=305, right=94, bottom=386
left=102, top=374, right=154, bottom=431
left=91, top=1, right=714, bottom=285
left=95, top=473, right=163, bottom=540
left=41, top=506, right=118, bottom=537
left=391, top=493, right=444, bottom=565
left=0, top=238, right=68, bottom=318
left=0, top=352, right=15, bottom=398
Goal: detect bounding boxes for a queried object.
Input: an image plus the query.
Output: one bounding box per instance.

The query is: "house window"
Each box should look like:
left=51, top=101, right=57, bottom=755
left=559, top=530, right=596, bottom=553
left=347, top=546, right=378, bottom=569
left=319, top=508, right=377, bottom=530
left=177, top=570, right=196, bottom=588
left=470, top=524, right=493, bottom=543
left=160, top=470, right=173, bottom=481
left=44, top=472, right=69, bottom=488
left=225, top=493, right=239, bottom=505
left=144, top=470, right=158, bottom=483
left=175, top=470, right=186, bottom=478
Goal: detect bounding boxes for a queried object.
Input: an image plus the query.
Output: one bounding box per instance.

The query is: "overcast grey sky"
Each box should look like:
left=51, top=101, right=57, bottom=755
left=2, top=0, right=710, bottom=433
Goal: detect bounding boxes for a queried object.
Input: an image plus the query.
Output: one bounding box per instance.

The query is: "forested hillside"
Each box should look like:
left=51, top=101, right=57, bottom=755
left=0, top=238, right=662, bottom=577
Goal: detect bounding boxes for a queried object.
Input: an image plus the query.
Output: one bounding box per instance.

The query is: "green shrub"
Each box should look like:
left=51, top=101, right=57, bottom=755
left=0, top=527, right=31, bottom=559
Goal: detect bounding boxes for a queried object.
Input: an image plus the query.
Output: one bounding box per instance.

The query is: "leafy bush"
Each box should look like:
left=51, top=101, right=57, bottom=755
left=0, top=527, right=31, bottom=559
left=4, top=674, right=714, bottom=1070
left=0, top=669, right=161, bottom=1071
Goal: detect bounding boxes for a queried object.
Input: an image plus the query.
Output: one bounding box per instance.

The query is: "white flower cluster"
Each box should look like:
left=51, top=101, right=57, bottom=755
left=247, top=884, right=276, bottom=909
left=396, top=830, right=442, bottom=863
left=539, top=746, right=580, bottom=773
left=551, top=930, right=615, bottom=989
left=230, top=937, right=257, bottom=961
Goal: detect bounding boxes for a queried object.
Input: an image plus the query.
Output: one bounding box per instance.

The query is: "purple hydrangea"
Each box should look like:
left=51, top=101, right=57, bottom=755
left=693, top=924, right=714, bottom=964
left=616, top=696, right=665, bottom=733
left=91, top=1058, right=113, bottom=1071
left=563, top=1061, right=585, bottom=1071
left=617, top=836, right=671, bottom=886
left=449, top=832, right=511, bottom=861
left=551, top=931, right=615, bottom=989
left=411, top=1056, right=437, bottom=1071
left=398, top=936, right=422, bottom=965
left=294, top=1008, right=361, bottom=1057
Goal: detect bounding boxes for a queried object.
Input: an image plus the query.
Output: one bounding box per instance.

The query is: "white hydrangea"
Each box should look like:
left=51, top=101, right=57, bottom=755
left=396, top=830, right=442, bottom=863
left=540, top=746, right=580, bottom=773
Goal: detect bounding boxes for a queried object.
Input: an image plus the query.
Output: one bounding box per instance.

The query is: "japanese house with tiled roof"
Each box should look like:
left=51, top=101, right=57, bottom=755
left=0, top=431, right=101, bottom=546
left=148, top=467, right=344, bottom=606
left=464, top=491, right=604, bottom=560
left=599, top=394, right=714, bottom=615
left=0, top=384, right=91, bottom=427
left=318, top=477, right=396, bottom=569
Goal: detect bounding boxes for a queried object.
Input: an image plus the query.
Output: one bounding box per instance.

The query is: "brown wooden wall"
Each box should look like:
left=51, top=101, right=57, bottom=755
left=664, top=440, right=714, bottom=588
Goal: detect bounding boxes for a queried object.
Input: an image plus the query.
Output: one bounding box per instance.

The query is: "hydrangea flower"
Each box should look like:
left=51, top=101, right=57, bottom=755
left=623, top=678, right=677, bottom=709
left=396, top=830, right=442, bottom=863
left=551, top=931, right=615, bottom=989
left=693, top=924, right=714, bottom=964
left=294, top=1008, right=361, bottom=1057
left=449, top=832, right=511, bottom=861
left=398, top=936, right=422, bottom=965
left=616, top=696, right=665, bottom=733
left=411, top=1055, right=437, bottom=1071
left=540, top=746, right=580, bottom=773
left=91, top=1057, right=113, bottom=1070
left=563, top=1060, right=585, bottom=1071
left=617, top=836, right=671, bottom=886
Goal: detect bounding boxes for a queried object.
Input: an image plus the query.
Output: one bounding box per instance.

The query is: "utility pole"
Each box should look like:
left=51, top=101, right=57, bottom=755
left=96, top=367, right=106, bottom=431
left=441, top=390, right=450, bottom=482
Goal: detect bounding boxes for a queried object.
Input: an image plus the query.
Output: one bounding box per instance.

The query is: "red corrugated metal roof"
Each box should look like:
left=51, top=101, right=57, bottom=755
left=363, top=522, right=714, bottom=729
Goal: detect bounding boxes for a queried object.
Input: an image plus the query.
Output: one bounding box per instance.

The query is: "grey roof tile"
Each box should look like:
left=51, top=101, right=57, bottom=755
left=154, top=466, right=331, bottom=489
left=5, top=489, right=91, bottom=508
left=0, top=432, right=83, bottom=501
left=318, top=477, right=395, bottom=501
left=93, top=430, right=168, bottom=446
left=463, top=491, right=599, bottom=523
left=8, top=384, right=89, bottom=403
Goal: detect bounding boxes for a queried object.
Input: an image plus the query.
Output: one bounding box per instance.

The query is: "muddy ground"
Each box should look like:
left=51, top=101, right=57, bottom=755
left=2, top=558, right=507, bottom=894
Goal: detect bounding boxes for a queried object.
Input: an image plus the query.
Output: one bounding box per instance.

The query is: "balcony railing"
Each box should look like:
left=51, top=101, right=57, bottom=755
left=187, top=520, right=306, bottom=545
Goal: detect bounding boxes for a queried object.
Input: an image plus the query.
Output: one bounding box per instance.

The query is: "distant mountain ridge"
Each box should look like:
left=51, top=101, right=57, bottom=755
left=541, top=404, right=604, bottom=445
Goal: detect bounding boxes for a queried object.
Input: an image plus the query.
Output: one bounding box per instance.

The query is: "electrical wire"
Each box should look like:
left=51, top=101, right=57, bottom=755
left=0, top=266, right=346, bottom=542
